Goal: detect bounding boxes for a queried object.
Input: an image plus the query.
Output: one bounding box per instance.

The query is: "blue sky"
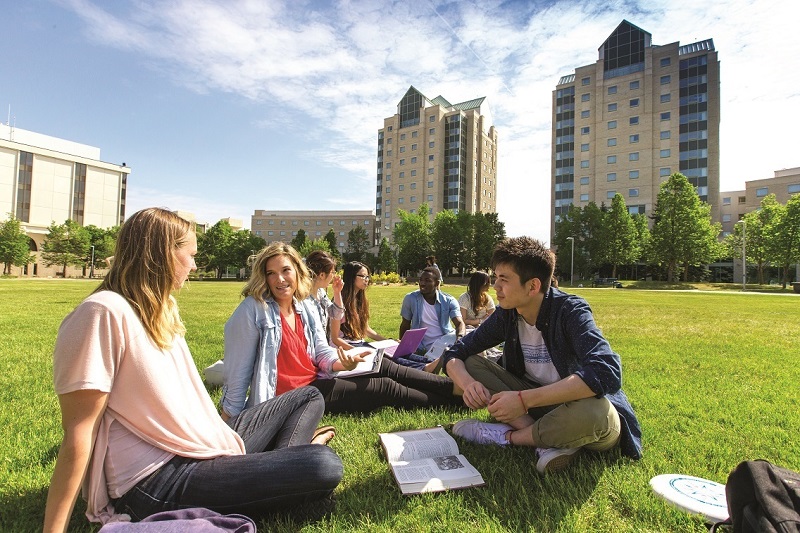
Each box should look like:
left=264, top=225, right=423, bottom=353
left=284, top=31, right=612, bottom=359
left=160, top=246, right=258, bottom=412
left=2, top=0, right=798, bottom=243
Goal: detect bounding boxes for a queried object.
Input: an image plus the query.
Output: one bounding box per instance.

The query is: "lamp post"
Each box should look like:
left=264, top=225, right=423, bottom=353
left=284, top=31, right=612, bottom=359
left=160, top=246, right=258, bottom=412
left=89, top=245, right=95, bottom=279
left=566, top=236, right=575, bottom=286
left=735, top=219, right=746, bottom=291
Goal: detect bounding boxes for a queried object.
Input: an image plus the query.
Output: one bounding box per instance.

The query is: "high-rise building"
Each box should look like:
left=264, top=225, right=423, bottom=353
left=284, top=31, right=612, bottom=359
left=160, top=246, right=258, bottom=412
left=376, top=86, right=498, bottom=242
left=551, top=20, right=720, bottom=241
left=0, top=124, right=130, bottom=276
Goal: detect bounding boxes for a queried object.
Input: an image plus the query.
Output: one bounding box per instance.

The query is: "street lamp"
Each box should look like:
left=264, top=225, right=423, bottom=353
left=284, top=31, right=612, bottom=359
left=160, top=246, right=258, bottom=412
left=566, top=236, right=575, bottom=286
left=735, top=219, right=746, bottom=291
left=89, top=245, right=95, bottom=279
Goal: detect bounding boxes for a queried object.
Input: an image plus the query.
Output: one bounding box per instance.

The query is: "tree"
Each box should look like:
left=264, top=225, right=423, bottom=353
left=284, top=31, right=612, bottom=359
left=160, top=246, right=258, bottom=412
left=632, top=213, right=651, bottom=279
left=324, top=229, right=340, bottom=260
left=392, top=204, right=432, bottom=276
left=344, top=226, right=370, bottom=263
left=765, top=193, right=800, bottom=288
left=474, top=212, right=506, bottom=272
left=290, top=229, right=307, bottom=250
left=41, top=220, right=91, bottom=277
left=603, top=194, right=639, bottom=277
left=299, top=237, right=331, bottom=257
left=198, top=220, right=234, bottom=279
left=84, top=224, right=117, bottom=274
left=726, top=194, right=779, bottom=285
left=0, top=214, right=33, bottom=275
left=229, top=230, right=266, bottom=275
left=376, top=237, right=397, bottom=274
left=431, top=210, right=462, bottom=275
left=650, top=173, right=723, bottom=282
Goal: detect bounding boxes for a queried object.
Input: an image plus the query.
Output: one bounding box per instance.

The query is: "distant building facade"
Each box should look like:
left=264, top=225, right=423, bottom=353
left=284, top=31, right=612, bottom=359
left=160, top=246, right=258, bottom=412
left=251, top=209, right=378, bottom=253
left=719, top=167, right=800, bottom=235
left=551, top=20, right=720, bottom=242
left=376, top=86, right=498, bottom=243
left=0, top=125, right=130, bottom=277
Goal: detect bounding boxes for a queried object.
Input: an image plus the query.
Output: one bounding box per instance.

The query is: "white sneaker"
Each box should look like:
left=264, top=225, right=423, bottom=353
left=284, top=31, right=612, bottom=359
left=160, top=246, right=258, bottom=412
left=535, top=447, right=580, bottom=474
left=452, top=420, right=513, bottom=446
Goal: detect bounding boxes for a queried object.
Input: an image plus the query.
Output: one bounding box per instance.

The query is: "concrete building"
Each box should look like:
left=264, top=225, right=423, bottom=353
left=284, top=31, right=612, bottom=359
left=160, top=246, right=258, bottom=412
left=251, top=209, right=378, bottom=253
left=0, top=125, right=130, bottom=277
left=551, top=20, right=720, bottom=242
left=719, top=167, right=800, bottom=235
left=376, top=86, right=498, bottom=242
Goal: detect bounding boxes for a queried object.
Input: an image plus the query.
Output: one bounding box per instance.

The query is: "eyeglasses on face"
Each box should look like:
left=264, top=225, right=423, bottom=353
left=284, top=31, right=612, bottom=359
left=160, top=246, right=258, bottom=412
left=356, top=274, right=371, bottom=281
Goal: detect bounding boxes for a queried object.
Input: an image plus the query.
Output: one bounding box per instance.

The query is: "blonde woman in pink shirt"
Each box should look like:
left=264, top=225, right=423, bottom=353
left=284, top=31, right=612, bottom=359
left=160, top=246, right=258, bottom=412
left=44, top=208, right=342, bottom=532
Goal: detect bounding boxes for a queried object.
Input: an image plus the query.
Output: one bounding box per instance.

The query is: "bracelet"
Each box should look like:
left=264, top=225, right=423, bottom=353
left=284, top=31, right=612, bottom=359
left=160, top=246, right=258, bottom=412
left=518, top=390, right=525, bottom=410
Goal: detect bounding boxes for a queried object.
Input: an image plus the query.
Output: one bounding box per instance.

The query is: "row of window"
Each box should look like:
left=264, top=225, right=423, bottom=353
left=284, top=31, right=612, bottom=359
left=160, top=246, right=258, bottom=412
left=579, top=189, right=640, bottom=202
left=256, top=219, right=370, bottom=226
left=582, top=74, right=677, bottom=89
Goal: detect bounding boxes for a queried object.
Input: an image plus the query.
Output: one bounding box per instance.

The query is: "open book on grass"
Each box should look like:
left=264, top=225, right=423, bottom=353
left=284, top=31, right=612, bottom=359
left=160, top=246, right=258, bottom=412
left=378, top=426, right=485, bottom=495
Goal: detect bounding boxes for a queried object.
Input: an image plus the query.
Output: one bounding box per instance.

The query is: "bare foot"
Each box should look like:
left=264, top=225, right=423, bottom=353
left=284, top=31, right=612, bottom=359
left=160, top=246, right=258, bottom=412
left=424, top=357, right=442, bottom=374
left=311, top=425, right=336, bottom=445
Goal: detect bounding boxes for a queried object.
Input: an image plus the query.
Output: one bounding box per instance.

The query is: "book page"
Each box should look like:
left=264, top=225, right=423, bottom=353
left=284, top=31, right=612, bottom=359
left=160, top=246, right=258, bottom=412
left=368, top=339, right=399, bottom=350
left=335, top=348, right=378, bottom=378
left=379, top=427, right=459, bottom=462
left=391, top=455, right=482, bottom=485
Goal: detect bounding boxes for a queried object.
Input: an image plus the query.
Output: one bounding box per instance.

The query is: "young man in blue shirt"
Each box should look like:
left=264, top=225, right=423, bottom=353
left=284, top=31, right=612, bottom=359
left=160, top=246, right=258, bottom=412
left=445, top=237, right=642, bottom=473
left=398, top=267, right=465, bottom=372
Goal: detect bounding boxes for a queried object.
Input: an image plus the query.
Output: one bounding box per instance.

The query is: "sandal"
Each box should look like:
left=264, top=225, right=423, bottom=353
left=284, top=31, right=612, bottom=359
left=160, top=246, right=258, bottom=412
left=311, top=425, right=336, bottom=445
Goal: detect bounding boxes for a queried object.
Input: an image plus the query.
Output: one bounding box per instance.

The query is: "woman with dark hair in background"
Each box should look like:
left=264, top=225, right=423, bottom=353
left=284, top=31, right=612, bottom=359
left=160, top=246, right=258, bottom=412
left=330, top=261, right=387, bottom=350
left=458, top=271, right=496, bottom=328
left=304, top=250, right=344, bottom=344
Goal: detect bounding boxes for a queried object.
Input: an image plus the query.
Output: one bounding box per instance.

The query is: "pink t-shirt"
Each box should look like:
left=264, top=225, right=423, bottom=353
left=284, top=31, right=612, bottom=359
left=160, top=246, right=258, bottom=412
left=53, top=291, right=245, bottom=524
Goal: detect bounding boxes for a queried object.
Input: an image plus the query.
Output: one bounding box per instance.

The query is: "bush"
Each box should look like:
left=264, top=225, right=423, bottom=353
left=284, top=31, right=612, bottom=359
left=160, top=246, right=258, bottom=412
left=371, top=272, right=404, bottom=284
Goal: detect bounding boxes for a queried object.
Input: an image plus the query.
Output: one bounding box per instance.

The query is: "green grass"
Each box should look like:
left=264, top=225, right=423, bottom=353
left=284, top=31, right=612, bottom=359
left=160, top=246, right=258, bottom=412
left=2, top=279, right=799, bottom=532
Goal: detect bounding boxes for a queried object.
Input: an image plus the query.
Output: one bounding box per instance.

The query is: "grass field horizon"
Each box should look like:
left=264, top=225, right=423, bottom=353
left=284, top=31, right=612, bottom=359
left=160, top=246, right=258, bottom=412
left=1, top=279, right=798, bottom=531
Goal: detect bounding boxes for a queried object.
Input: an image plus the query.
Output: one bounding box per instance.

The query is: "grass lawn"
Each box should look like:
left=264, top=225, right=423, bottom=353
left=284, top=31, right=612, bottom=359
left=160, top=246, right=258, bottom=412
left=1, top=279, right=799, bottom=532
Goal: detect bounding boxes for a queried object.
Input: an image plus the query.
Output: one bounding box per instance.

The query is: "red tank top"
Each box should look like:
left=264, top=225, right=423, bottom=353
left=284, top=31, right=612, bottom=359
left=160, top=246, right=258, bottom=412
left=275, top=311, right=316, bottom=395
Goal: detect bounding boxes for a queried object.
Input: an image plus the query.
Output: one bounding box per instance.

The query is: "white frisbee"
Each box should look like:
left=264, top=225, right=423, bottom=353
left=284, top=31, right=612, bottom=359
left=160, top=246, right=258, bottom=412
left=650, top=474, right=729, bottom=523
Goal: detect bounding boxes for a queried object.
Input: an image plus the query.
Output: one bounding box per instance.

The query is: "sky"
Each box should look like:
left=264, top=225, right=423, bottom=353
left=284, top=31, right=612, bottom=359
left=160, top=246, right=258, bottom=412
left=2, top=0, right=799, bottom=244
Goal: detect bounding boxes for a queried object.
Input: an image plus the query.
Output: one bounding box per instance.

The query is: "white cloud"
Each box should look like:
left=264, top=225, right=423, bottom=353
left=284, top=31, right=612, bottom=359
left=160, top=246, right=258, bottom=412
left=60, top=0, right=800, bottom=242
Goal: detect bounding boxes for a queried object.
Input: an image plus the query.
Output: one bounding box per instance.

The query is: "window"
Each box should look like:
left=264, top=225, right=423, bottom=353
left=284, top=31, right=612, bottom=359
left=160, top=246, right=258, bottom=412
left=398, top=198, right=404, bottom=204
left=328, top=220, right=333, bottom=226
left=428, top=168, right=434, bottom=175
left=660, top=130, right=671, bottom=139
left=722, top=214, right=732, bottom=222
left=581, top=160, right=590, bottom=168
left=410, top=182, right=416, bottom=189
left=429, top=115, right=435, bottom=122
left=723, top=197, right=732, bottom=205
left=607, top=191, right=617, bottom=199
left=580, top=194, right=589, bottom=201
left=581, top=93, right=590, bottom=102
left=630, top=98, right=639, bottom=107
left=660, top=57, right=671, bottom=67
left=387, top=138, right=392, bottom=144
left=661, top=112, right=671, bottom=120
left=660, top=167, right=671, bottom=176
left=789, top=184, right=800, bottom=194
left=268, top=231, right=274, bottom=236
left=629, top=170, right=639, bottom=179
left=608, top=103, right=617, bottom=112
left=385, top=173, right=391, bottom=181
left=428, top=141, right=435, bottom=148
left=607, top=155, right=617, bottom=164
left=304, top=221, right=310, bottom=226
left=352, top=220, right=358, bottom=225
left=630, top=134, right=639, bottom=143
left=399, top=158, right=405, bottom=165
left=629, top=116, right=639, bottom=125
left=410, top=156, right=417, bottom=163
left=608, top=85, right=617, bottom=95
left=400, top=133, right=406, bottom=140
left=385, top=186, right=390, bottom=193
left=756, top=187, right=768, bottom=197
left=364, top=220, right=370, bottom=225
left=399, top=184, right=404, bottom=191
left=660, top=93, right=671, bottom=103
left=399, top=171, right=404, bottom=178
left=280, top=231, right=286, bottom=236
left=256, top=219, right=262, bottom=225
left=738, top=196, right=746, bottom=204
left=412, top=131, right=418, bottom=138
left=660, top=149, right=671, bottom=158
left=316, top=221, right=321, bottom=226
left=607, top=173, right=617, bottom=181
left=581, top=143, right=589, bottom=152
left=410, top=196, right=416, bottom=203
left=429, top=128, right=435, bottom=135
left=581, top=76, right=590, bottom=85
left=581, top=126, right=590, bottom=134
left=629, top=188, right=639, bottom=197
left=608, top=138, right=617, bottom=147
left=660, top=75, right=670, bottom=85
left=385, top=162, right=391, bottom=168
left=608, top=120, right=617, bottom=129
left=629, top=152, right=639, bottom=161
left=427, top=181, right=433, bottom=188
left=399, top=146, right=405, bottom=153
left=427, top=194, right=433, bottom=201
left=580, top=177, right=590, bottom=185
left=428, top=155, right=434, bottom=161
left=581, top=110, right=590, bottom=118
left=411, top=143, right=417, bottom=150
left=410, top=170, right=416, bottom=176
left=629, top=80, right=640, bottom=90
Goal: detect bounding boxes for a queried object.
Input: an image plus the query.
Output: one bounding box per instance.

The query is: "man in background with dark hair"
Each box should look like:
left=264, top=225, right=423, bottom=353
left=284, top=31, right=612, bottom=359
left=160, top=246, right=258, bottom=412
left=444, top=237, right=642, bottom=473
left=398, top=267, right=465, bottom=372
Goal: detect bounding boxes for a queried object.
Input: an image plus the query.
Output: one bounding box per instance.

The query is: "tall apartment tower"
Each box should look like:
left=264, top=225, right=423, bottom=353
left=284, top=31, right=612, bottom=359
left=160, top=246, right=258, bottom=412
left=376, top=86, right=498, bottom=243
left=551, top=20, right=720, bottom=241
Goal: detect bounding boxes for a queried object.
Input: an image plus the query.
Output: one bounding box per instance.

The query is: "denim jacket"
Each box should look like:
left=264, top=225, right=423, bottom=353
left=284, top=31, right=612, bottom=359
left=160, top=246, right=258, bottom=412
left=400, top=290, right=460, bottom=337
left=221, top=295, right=339, bottom=418
left=443, top=286, right=643, bottom=459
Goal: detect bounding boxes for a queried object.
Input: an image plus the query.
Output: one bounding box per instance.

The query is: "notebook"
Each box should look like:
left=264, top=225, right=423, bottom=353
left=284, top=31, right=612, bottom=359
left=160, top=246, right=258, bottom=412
left=370, top=328, right=427, bottom=359
left=336, top=348, right=385, bottom=378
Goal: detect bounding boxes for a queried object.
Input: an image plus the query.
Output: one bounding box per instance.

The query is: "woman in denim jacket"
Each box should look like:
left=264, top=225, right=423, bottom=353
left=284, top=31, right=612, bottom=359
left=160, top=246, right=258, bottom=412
left=222, top=243, right=459, bottom=417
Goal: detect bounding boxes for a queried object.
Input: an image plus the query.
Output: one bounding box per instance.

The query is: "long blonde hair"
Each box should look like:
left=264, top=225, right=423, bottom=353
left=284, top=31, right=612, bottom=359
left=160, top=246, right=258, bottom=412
left=242, top=242, right=312, bottom=303
left=95, top=208, right=193, bottom=349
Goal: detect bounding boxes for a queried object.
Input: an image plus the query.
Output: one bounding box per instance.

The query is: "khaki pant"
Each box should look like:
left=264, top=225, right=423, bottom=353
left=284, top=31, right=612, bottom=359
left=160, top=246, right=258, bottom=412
left=465, top=355, right=620, bottom=451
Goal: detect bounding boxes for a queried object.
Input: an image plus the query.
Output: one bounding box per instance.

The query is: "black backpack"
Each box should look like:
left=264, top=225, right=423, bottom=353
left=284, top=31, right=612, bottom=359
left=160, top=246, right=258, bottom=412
left=711, top=460, right=800, bottom=532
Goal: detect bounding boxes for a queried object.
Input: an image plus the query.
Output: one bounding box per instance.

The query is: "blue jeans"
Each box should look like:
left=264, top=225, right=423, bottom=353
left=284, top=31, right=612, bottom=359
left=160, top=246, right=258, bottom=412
left=114, top=386, right=343, bottom=521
